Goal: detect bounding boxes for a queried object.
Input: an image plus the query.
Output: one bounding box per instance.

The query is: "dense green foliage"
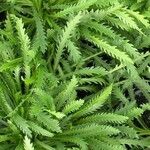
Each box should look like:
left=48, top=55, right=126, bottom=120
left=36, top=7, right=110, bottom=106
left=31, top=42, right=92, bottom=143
left=0, top=0, right=150, bottom=149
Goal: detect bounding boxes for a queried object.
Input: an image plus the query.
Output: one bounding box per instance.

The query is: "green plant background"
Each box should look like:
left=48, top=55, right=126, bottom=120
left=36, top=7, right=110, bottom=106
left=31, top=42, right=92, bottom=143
left=0, top=0, right=150, bottom=149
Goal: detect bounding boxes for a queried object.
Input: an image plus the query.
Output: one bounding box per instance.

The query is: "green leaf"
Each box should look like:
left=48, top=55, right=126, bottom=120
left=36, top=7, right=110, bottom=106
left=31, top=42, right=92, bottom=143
left=12, top=115, right=32, bottom=138
left=24, top=136, right=34, bottom=150
left=0, top=58, right=23, bottom=72
left=54, top=12, right=83, bottom=70
left=66, top=40, right=81, bottom=62
left=126, top=9, right=149, bottom=27
left=63, top=99, right=84, bottom=114
left=86, top=35, right=133, bottom=64
left=48, top=111, right=66, bottom=119
left=0, top=135, right=13, bottom=143
left=28, top=121, right=54, bottom=137
left=33, top=9, right=47, bottom=53
left=37, top=113, right=62, bottom=133
left=56, top=76, right=78, bottom=110
left=73, top=85, right=113, bottom=118
left=78, top=113, right=128, bottom=124
left=62, top=123, right=120, bottom=136
left=53, top=0, right=97, bottom=18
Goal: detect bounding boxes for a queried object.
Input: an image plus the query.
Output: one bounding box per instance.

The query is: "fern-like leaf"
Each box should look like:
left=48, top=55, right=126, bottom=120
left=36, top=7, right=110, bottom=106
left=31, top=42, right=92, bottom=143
left=54, top=0, right=97, bottom=18
left=12, top=15, right=32, bottom=64
left=72, top=85, right=113, bottom=118
left=12, top=115, right=32, bottom=138
left=117, top=126, right=138, bottom=139
left=33, top=9, right=47, bottom=53
left=66, top=40, right=81, bottom=62
left=126, top=9, right=149, bottom=27
left=85, top=35, right=133, bottom=64
left=58, top=137, right=88, bottom=150
left=28, top=121, right=54, bottom=137
left=56, top=76, right=78, bottom=110
left=37, top=113, right=61, bottom=133
left=78, top=113, right=129, bottom=124
left=89, top=138, right=125, bottom=150
left=54, top=12, right=83, bottom=70
left=112, top=9, right=141, bottom=31
left=62, top=123, right=120, bottom=136
left=63, top=99, right=84, bottom=114
left=24, top=136, right=34, bottom=150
